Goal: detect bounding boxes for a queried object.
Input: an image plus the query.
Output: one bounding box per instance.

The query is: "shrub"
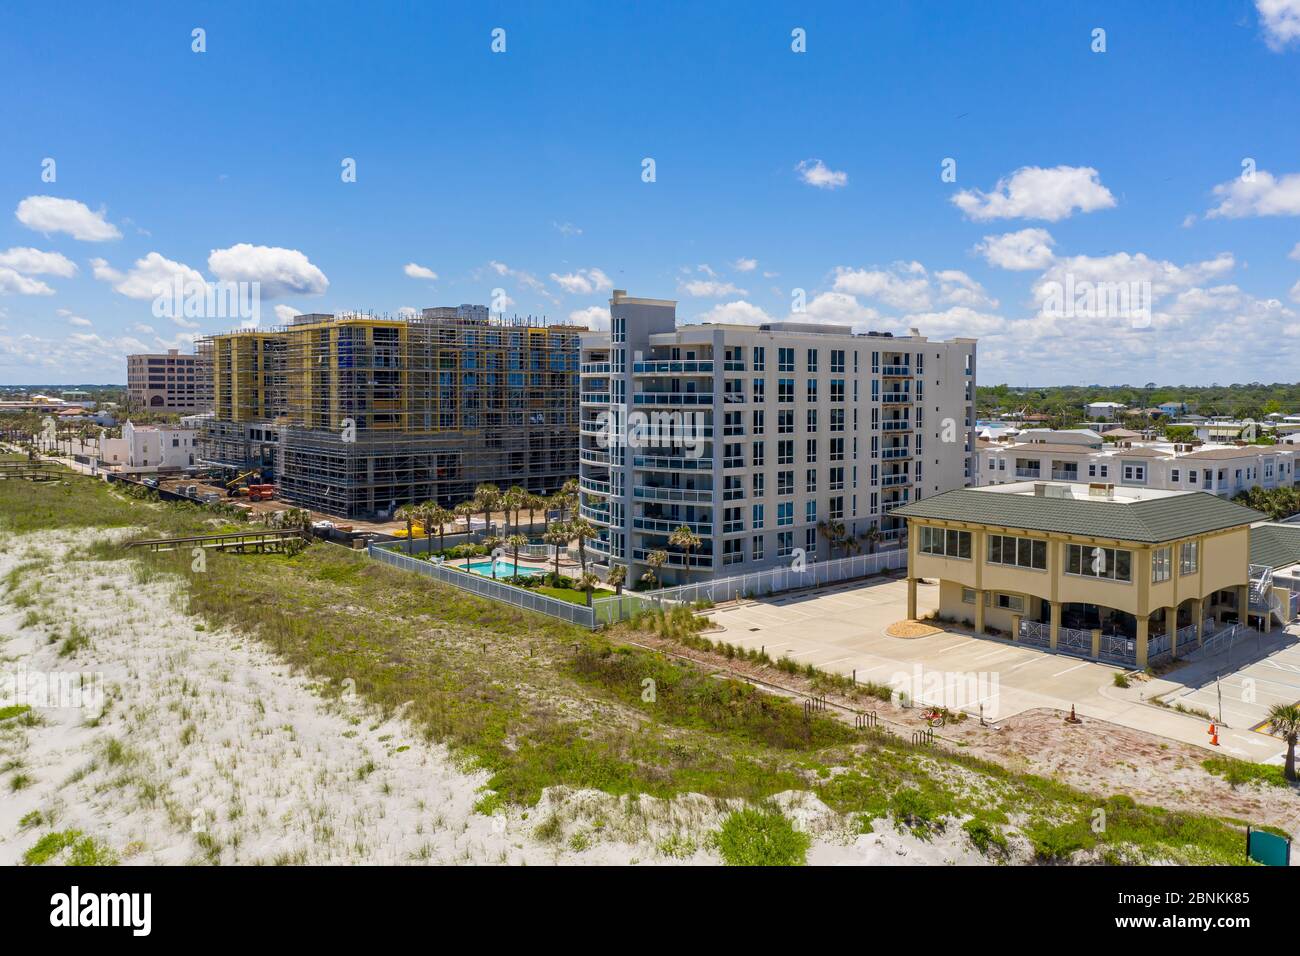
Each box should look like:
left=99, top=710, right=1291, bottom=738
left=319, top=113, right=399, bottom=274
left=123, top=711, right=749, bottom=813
left=712, top=808, right=810, bottom=866
left=963, top=818, right=1009, bottom=859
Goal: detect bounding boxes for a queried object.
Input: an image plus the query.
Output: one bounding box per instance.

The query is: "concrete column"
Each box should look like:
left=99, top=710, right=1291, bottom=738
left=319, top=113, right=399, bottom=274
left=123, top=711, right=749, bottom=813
left=1091, top=628, right=1101, bottom=658
left=1193, top=597, right=1204, bottom=645
left=1167, top=611, right=1178, bottom=659
left=906, top=576, right=917, bottom=620
left=1010, top=613, right=1021, bottom=641
left=1136, top=615, right=1149, bottom=669
left=1049, top=600, right=1061, bottom=650
left=1237, top=584, right=1251, bottom=628
left=973, top=589, right=985, bottom=634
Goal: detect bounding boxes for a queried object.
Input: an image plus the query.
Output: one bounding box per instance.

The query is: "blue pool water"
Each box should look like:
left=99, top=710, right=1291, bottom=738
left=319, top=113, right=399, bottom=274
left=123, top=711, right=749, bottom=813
left=464, top=560, right=545, bottom=578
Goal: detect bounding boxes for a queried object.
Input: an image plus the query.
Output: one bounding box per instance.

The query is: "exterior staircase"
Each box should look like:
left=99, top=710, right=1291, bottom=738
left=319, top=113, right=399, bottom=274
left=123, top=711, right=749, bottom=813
left=1248, top=563, right=1289, bottom=628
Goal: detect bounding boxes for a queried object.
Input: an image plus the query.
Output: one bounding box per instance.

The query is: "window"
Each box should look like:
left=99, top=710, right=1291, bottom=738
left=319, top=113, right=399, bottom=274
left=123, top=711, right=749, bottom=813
left=830, top=349, right=844, bottom=373
left=918, top=526, right=971, bottom=559
left=752, top=534, right=764, bottom=561
left=1123, top=463, right=1146, bottom=482
left=778, top=347, right=794, bottom=372
left=806, top=348, right=818, bottom=373
left=1066, top=544, right=1132, bottom=582
left=753, top=378, right=765, bottom=401
left=805, top=468, right=817, bottom=493
left=829, top=437, right=844, bottom=461
left=1171, top=469, right=1180, bottom=483
left=829, top=466, right=844, bottom=490
left=752, top=409, right=765, bottom=434
left=806, top=500, right=817, bottom=523
left=752, top=472, right=765, bottom=495
left=806, top=379, right=818, bottom=403
left=830, top=379, right=844, bottom=402
left=777, top=471, right=794, bottom=495
left=829, top=495, right=843, bottom=520
left=778, top=379, right=794, bottom=403
left=752, top=504, right=765, bottom=529
left=752, top=441, right=765, bottom=467
left=777, top=531, right=793, bottom=558
left=806, top=438, right=817, bottom=463
left=986, top=534, right=1047, bottom=570
left=1151, top=546, right=1171, bottom=583
left=1179, top=540, right=1199, bottom=575
left=778, top=439, right=794, bottom=464
left=778, top=410, right=794, bottom=434
left=777, top=502, right=793, bottom=526
left=753, top=347, right=765, bottom=371
left=830, top=408, right=844, bottom=432
left=996, top=593, right=1024, bottom=613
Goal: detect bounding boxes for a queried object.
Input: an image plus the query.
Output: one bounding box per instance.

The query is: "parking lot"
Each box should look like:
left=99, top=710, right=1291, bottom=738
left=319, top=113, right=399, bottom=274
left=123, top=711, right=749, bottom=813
left=709, top=577, right=1124, bottom=723
left=706, top=575, right=1295, bottom=761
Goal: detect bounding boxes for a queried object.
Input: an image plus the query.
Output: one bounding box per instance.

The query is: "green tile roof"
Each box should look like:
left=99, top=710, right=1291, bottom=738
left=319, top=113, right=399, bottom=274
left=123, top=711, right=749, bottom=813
left=1248, top=523, right=1300, bottom=569
left=895, top=488, right=1265, bottom=544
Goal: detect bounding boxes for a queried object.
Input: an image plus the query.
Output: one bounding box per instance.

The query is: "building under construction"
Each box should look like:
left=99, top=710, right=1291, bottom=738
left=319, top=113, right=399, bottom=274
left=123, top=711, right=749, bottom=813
left=195, top=306, right=581, bottom=518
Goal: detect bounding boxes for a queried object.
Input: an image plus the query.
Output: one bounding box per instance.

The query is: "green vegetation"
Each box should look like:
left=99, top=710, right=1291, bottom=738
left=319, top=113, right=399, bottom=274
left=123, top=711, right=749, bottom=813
left=3, top=471, right=1282, bottom=865
left=22, top=829, right=118, bottom=866
left=0, top=704, right=33, bottom=722
left=978, top=382, right=1300, bottom=426
left=1233, top=486, right=1300, bottom=522
left=1203, top=756, right=1288, bottom=789
left=711, top=807, right=810, bottom=866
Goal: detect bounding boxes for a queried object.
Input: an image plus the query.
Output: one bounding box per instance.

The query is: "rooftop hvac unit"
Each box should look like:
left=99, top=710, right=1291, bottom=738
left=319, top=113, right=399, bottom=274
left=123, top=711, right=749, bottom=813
left=1088, top=482, right=1115, bottom=498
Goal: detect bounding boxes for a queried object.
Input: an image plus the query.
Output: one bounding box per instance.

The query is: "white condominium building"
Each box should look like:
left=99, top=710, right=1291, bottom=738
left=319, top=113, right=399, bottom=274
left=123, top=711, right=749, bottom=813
left=578, top=290, right=977, bottom=586
left=977, top=429, right=1299, bottom=496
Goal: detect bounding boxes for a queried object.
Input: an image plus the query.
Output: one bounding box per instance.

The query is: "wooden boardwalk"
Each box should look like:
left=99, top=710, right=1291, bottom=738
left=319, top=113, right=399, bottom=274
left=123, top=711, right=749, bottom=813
left=125, top=529, right=308, bottom=554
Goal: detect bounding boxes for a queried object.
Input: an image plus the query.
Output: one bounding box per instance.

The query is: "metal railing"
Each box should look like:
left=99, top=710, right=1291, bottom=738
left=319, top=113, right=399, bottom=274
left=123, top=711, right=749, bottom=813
left=1018, top=620, right=1050, bottom=647
left=591, top=547, right=906, bottom=625
left=369, top=543, right=596, bottom=628
left=1098, top=632, right=1137, bottom=665
left=1058, top=626, right=1091, bottom=655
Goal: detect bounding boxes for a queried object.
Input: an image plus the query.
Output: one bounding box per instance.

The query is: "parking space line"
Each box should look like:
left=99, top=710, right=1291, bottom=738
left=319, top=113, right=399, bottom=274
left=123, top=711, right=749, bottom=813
left=1052, top=661, right=1090, bottom=678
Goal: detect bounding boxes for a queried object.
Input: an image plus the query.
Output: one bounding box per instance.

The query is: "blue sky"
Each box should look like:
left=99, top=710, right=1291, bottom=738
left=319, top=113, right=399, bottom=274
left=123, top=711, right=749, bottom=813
left=1, top=0, right=1299, bottom=385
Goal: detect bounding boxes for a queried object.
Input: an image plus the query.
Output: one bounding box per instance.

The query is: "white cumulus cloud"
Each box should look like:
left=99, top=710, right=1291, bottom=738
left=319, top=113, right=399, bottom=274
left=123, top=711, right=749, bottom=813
left=208, top=244, right=329, bottom=298
left=795, top=159, right=848, bottom=190
left=0, top=247, right=78, bottom=277
left=1206, top=169, right=1300, bottom=218
left=15, top=195, right=122, bottom=241
left=569, top=305, right=611, bottom=331
left=0, top=269, right=54, bottom=295
left=974, top=228, right=1056, bottom=270
left=952, top=165, right=1115, bottom=221
left=550, top=268, right=613, bottom=295
left=404, top=263, right=438, bottom=280
left=1257, top=0, right=1300, bottom=50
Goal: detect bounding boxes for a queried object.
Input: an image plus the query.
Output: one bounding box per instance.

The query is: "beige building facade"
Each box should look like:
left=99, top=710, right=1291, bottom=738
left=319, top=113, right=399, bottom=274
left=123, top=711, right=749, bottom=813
left=897, top=481, right=1266, bottom=667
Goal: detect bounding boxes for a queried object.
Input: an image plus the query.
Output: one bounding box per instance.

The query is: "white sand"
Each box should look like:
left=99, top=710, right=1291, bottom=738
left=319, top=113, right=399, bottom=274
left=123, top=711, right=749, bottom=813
left=0, top=530, right=988, bottom=866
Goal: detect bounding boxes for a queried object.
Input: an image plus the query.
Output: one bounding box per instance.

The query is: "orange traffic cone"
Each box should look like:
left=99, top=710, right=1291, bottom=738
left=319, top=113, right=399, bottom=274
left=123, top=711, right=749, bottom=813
left=1210, top=731, right=1219, bottom=746
left=1208, top=722, right=1216, bottom=736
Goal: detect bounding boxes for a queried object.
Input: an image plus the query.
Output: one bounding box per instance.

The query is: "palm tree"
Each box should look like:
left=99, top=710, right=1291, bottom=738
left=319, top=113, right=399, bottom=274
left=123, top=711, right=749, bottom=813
left=859, top=523, right=883, bottom=555
left=607, top=563, right=627, bottom=596
left=641, top=550, right=668, bottom=590
left=453, top=501, right=477, bottom=546
left=569, top=518, right=597, bottom=574
left=504, top=485, right=527, bottom=535
left=507, top=533, right=529, bottom=578
left=1267, top=703, right=1300, bottom=782
left=577, top=570, right=600, bottom=607
left=544, top=525, right=570, bottom=576
left=817, top=519, right=846, bottom=559
left=395, top=503, right=420, bottom=555
left=415, top=501, right=438, bottom=556
left=669, top=524, right=702, bottom=572
left=525, top=492, right=546, bottom=535
left=474, top=482, right=501, bottom=537
left=427, top=504, right=455, bottom=555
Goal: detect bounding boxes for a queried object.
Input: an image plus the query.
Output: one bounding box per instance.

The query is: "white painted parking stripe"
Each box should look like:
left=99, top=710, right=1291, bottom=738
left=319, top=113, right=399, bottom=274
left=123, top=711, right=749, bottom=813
left=1052, top=661, right=1090, bottom=678
left=1007, top=656, right=1046, bottom=671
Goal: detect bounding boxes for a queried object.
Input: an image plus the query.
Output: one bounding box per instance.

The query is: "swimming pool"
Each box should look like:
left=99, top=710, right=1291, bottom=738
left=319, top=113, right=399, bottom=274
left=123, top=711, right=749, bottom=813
left=463, top=560, right=546, bottom=579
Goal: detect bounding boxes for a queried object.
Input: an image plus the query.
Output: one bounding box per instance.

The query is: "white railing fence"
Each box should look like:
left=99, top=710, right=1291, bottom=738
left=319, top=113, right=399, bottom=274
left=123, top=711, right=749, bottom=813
left=368, top=543, right=597, bottom=628
left=591, top=548, right=906, bottom=625
left=1018, top=620, right=1049, bottom=647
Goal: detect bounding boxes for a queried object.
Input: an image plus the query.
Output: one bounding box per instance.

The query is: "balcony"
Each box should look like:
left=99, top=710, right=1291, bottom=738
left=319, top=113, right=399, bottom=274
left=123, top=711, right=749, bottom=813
left=632, top=548, right=714, bottom=569
left=882, top=447, right=910, bottom=459
left=633, top=485, right=714, bottom=503
left=580, top=362, right=612, bottom=375
left=579, top=475, right=611, bottom=496
left=633, top=455, right=713, bottom=471
left=723, top=360, right=746, bottom=372
left=579, top=447, right=611, bottom=466
left=633, top=391, right=715, bottom=406
left=1051, top=469, right=1079, bottom=481
left=632, top=360, right=714, bottom=375
left=580, top=392, right=612, bottom=404
left=881, top=365, right=912, bottom=376
left=1015, top=468, right=1041, bottom=479
left=579, top=419, right=607, bottom=435
left=580, top=503, right=610, bottom=524
left=881, top=419, right=911, bottom=431
left=634, top=516, right=713, bottom=536
left=881, top=393, right=912, bottom=405
left=882, top=474, right=910, bottom=487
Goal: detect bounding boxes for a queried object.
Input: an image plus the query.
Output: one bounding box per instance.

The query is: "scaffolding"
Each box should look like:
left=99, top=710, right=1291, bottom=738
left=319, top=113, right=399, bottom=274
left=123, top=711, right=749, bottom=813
left=196, top=309, right=581, bottom=517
